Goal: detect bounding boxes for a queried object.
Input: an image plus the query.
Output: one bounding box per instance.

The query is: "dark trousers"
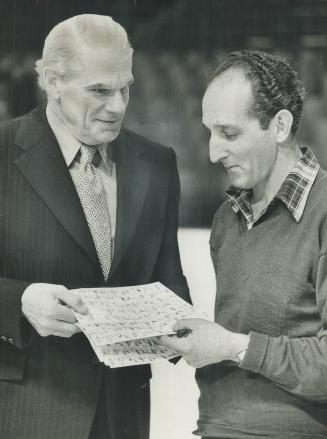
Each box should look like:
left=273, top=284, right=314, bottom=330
left=88, top=382, right=111, bottom=439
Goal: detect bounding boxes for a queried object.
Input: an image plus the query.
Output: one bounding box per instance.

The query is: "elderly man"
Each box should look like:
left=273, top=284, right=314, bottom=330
left=0, top=14, right=188, bottom=439
left=162, top=50, right=327, bottom=438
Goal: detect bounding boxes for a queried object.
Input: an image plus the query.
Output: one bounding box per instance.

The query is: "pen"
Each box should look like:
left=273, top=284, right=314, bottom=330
left=176, top=328, right=192, bottom=338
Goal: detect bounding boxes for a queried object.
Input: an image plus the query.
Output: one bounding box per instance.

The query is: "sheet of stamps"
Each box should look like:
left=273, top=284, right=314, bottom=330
left=71, top=282, right=206, bottom=367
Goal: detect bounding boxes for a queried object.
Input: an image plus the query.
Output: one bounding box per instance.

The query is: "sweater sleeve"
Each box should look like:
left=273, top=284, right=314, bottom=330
left=241, top=252, right=327, bottom=403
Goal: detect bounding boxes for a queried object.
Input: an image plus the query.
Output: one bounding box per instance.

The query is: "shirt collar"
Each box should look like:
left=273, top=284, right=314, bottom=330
left=226, top=147, right=320, bottom=228
left=46, top=104, right=114, bottom=173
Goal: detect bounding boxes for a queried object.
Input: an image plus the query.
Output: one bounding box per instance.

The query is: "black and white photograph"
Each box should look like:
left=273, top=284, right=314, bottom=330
left=1, top=1, right=327, bottom=438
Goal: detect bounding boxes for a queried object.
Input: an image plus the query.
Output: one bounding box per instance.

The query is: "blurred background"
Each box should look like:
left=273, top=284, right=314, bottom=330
left=1, top=1, right=327, bottom=437
left=3, top=0, right=327, bottom=226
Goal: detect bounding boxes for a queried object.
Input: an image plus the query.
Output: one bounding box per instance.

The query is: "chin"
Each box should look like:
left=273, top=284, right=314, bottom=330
left=105, top=132, right=120, bottom=143
left=228, top=172, right=252, bottom=189
left=107, top=126, right=122, bottom=138
left=94, top=130, right=120, bottom=145
left=230, top=178, right=252, bottom=189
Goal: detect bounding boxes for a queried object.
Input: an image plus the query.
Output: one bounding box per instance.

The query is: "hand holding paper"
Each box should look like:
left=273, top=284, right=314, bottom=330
left=160, top=318, right=250, bottom=368
left=22, top=283, right=87, bottom=338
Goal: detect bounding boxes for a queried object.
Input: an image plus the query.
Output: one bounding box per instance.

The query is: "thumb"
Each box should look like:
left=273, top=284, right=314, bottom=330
left=160, top=335, right=189, bottom=353
left=58, top=291, right=88, bottom=314
left=172, top=318, right=197, bottom=332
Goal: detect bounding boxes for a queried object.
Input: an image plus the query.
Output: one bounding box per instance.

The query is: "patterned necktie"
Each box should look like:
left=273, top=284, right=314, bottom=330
left=75, top=144, right=112, bottom=280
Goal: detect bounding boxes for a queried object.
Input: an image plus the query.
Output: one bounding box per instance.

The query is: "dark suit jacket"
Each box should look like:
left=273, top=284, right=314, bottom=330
left=0, top=107, right=189, bottom=439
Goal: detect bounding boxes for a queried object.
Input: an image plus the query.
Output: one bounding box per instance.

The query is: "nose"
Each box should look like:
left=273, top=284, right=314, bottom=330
left=105, top=90, right=126, bottom=114
left=209, top=135, right=228, bottom=163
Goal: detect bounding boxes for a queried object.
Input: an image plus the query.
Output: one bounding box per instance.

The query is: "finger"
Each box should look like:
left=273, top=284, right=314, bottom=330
left=160, top=335, right=179, bottom=349
left=57, top=291, right=88, bottom=314
left=25, top=312, right=81, bottom=337
left=46, top=321, right=81, bottom=338
left=51, top=284, right=68, bottom=293
left=54, top=303, right=77, bottom=323
left=160, top=335, right=190, bottom=353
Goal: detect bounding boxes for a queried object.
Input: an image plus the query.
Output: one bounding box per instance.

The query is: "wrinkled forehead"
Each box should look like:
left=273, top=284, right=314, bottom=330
left=80, top=47, right=133, bottom=73
left=76, top=46, right=133, bottom=87
left=83, top=46, right=132, bottom=72
left=202, top=72, right=254, bottom=124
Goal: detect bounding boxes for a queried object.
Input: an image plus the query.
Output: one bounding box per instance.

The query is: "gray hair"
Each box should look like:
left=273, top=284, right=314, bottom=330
left=35, top=14, right=133, bottom=91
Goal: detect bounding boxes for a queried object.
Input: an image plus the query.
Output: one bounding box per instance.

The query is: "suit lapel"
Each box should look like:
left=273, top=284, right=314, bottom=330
left=14, top=108, right=102, bottom=275
left=14, top=110, right=152, bottom=282
left=109, top=130, right=152, bottom=280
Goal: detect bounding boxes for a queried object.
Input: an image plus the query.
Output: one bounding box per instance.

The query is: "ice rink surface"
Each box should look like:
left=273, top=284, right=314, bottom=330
left=150, top=228, right=216, bottom=439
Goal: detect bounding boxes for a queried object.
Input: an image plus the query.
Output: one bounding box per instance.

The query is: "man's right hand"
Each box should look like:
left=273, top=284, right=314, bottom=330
left=21, top=283, right=88, bottom=338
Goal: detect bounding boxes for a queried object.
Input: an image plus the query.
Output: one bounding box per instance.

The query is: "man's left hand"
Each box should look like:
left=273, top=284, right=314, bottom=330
left=160, top=318, right=249, bottom=368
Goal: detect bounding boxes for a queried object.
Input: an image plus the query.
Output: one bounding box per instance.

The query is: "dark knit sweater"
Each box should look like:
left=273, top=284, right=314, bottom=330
left=195, top=168, right=327, bottom=438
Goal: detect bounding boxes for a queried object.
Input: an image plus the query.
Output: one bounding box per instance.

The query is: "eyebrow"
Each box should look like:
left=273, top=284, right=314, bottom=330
left=86, top=78, right=134, bottom=89
left=202, top=121, right=238, bottom=130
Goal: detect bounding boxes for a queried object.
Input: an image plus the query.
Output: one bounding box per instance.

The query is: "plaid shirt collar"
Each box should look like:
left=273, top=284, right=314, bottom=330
left=226, top=147, right=320, bottom=230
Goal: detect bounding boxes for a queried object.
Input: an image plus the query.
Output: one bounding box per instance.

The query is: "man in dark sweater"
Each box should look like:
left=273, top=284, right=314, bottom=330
left=161, top=50, right=327, bottom=438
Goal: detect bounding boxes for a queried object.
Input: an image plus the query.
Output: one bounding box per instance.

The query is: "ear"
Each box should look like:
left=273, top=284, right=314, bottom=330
left=43, top=67, right=62, bottom=101
left=273, top=109, right=293, bottom=143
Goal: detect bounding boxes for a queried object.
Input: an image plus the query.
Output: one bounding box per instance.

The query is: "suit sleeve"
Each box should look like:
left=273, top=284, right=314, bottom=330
left=0, top=277, right=32, bottom=381
left=0, top=277, right=32, bottom=350
left=151, top=148, right=190, bottom=304
left=0, top=123, right=33, bottom=351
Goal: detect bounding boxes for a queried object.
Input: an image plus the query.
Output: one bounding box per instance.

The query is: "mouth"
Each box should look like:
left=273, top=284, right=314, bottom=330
left=96, top=119, right=122, bottom=130
left=224, top=164, right=239, bottom=170
left=97, top=119, right=121, bottom=124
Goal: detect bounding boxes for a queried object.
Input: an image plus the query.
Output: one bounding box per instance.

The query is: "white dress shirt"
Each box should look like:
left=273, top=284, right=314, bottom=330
left=46, top=104, right=117, bottom=252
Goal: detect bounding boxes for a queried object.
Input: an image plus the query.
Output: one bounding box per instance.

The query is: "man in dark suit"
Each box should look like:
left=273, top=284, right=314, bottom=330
left=0, top=14, right=189, bottom=439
